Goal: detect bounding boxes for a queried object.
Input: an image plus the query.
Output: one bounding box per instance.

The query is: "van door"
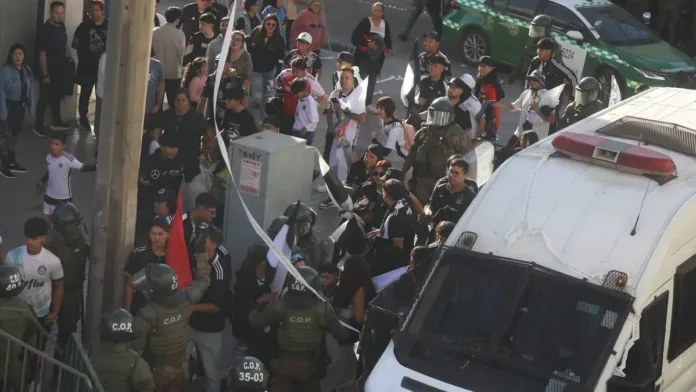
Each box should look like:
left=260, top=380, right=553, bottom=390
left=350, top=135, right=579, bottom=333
left=607, top=283, right=669, bottom=392
left=661, top=255, right=696, bottom=391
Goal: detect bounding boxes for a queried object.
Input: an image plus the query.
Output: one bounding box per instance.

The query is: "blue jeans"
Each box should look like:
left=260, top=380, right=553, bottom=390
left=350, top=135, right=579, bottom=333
left=292, top=129, right=315, bottom=145
left=251, top=70, right=276, bottom=118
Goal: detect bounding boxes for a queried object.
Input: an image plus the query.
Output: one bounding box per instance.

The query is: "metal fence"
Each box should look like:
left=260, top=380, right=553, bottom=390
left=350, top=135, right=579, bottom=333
left=0, top=317, right=101, bottom=392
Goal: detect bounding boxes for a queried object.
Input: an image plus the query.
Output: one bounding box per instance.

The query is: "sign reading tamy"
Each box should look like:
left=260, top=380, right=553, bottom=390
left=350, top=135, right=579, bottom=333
left=240, top=158, right=262, bottom=196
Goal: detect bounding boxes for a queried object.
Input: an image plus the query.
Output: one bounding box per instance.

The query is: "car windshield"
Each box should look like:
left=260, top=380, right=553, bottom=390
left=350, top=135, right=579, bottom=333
left=395, top=249, right=633, bottom=391
left=578, top=5, right=660, bottom=45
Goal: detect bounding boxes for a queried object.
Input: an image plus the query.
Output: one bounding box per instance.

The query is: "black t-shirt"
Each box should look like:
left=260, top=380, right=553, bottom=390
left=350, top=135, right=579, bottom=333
left=155, top=109, right=207, bottom=181
left=73, top=19, right=109, bottom=68
left=189, top=246, right=233, bottom=333
left=418, top=77, right=447, bottom=108
left=284, top=49, right=322, bottom=77
left=179, top=3, right=219, bottom=41
left=140, top=150, right=183, bottom=197
left=428, top=177, right=478, bottom=225
left=37, top=21, right=69, bottom=75
left=453, top=101, right=473, bottom=131
left=184, top=32, right=216, bottom=66
left=124, top=247, right=167, bottom=315
left=378, top=199, right=415, bottom=254
left=202, top=73, right=244, bottom=121
left=221, top=108, right=259, bottom=141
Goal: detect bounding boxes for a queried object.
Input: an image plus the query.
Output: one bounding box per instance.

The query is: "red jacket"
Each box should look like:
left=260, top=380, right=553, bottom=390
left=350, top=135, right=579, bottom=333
left=479, top=82, right=501, bottom=130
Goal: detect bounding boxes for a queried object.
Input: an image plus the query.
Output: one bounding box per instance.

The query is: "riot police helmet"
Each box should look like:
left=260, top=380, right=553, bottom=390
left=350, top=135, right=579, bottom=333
left=228, top=356, right=269, bottom=390
left=529, top=14, right=552, bottom=38
left=282, top=201, right=317, bottom=237
left=0, top=265, right=23, bottom=298
left=575, top=76, right=602, bottom=106
left=146, top=263, right=179, bottom=298
left=287, top=266, right=321, bottom=294
left=52, top=202, right=84, bottom=240
left=100, top=308, right=135, bottom=343
left=426, top=97, right=455, bottom=126
left=267, top=216, right=289, bottom=238
left=526, top=70, right=546, bottom=87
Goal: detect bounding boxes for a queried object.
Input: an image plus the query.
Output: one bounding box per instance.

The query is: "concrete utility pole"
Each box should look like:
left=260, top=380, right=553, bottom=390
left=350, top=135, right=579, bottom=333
left=85, top=0, right=155, bottom=349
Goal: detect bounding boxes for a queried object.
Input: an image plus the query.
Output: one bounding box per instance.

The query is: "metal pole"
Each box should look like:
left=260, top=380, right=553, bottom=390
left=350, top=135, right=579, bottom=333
left=85, top=0, right=155, bottom=349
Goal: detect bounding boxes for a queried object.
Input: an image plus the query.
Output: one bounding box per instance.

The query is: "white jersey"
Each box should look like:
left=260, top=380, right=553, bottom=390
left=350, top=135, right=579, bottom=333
left=45, top=152, right=84, bottom=200
left=4, top=246, right=64, bottom=318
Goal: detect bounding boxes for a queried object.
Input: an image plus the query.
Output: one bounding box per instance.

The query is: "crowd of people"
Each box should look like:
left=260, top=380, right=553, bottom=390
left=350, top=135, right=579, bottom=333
left=0, top=0, right=666, bottom=391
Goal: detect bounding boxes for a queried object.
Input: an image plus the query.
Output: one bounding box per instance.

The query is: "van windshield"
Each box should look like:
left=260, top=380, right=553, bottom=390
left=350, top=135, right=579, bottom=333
left=394, top=249, right=633, bottom=391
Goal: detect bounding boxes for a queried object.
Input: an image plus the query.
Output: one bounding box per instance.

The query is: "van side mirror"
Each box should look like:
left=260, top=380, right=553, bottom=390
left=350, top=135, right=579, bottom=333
left=643, top=12, right=651, bottom=25
left=566, top=30, right=584, bottom=42
left=606, top=339, right=657, bottom=392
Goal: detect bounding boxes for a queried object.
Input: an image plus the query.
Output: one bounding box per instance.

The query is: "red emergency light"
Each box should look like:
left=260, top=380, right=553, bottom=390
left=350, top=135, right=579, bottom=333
left=552, top=132, right=677, bottom=177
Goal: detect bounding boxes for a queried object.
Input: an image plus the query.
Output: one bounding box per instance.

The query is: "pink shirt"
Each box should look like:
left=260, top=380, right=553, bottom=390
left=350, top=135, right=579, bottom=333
left=188, top=75, right=207, bottom=103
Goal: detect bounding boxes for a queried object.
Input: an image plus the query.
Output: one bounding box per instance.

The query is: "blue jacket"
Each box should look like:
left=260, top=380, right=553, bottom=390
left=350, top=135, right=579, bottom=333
left=0, top=64, right=35, bottom=121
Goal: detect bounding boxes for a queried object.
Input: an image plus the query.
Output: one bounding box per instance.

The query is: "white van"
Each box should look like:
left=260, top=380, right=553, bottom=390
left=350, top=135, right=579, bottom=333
left=363, top=87, right=696, bottom=392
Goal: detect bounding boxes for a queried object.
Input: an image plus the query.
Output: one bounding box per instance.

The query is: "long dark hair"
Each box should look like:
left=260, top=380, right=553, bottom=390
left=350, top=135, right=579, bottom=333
left=6, top=43, right=25, bottom=66
left=334, top=256, right=376, bottom=309
left=252, top=14, right=281, bottom=48
left=182, top=57, right=207, bottom=89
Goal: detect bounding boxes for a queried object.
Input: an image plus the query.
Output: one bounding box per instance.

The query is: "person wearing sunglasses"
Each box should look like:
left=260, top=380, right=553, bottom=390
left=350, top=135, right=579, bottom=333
left=249, top=14, right=285, bottom=119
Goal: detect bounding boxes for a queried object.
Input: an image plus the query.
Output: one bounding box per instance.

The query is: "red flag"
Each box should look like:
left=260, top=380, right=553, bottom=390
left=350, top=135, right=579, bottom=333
left=167, top=190, right=192, bottom=288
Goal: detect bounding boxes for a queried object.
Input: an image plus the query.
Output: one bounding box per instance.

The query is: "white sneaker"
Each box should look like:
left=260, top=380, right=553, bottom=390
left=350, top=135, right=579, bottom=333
left=313, top=184, right=327, bottom=193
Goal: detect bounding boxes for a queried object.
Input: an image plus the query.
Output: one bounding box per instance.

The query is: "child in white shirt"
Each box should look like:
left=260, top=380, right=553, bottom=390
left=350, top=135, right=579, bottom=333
left=291, top=78, right=319, bottom=145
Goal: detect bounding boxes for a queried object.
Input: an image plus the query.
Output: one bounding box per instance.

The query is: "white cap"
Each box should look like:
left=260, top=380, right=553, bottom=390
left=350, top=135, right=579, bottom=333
left=460, top=74, right=476, bottom=90
left=297, top=32, right=313, bottom=45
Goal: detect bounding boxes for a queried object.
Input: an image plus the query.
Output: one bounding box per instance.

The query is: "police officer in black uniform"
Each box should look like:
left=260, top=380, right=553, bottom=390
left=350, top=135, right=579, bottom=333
left=227, top=356, right=269, bottom=391
left=509, top=14, right=562, bottom=84
left=44, top=202, right=89, bottom=351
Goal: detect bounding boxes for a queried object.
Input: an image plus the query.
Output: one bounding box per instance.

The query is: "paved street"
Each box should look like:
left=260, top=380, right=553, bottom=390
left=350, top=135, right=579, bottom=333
left=0, top=0, right=526, bottom=251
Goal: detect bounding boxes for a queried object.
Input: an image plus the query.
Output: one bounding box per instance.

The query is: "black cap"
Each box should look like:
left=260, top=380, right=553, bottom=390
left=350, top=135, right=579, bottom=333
left=154, top=188, right=176, bottom=203
left=380, top=168, right=405, bottom=182
left=423, top=31, right=441, bottom=41
left=151, top=216, right=171, bottom=232
left=447, top=77, right=467, bottom=89
left=429, top=55, right=447, bottom=66
left=223, top=85, right=245, bottom=101
left=536, top=37, right=555, bottom=50
left=478, top=55, right=494, bottom=67
left=336, top=51, right=354, bottom=64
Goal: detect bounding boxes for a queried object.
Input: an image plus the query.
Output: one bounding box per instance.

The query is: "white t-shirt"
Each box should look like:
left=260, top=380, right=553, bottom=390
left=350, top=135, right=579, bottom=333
left=45, top=153, right=84, bottom=201
left=369, top=18, right=386, bottom=38
left=511, top=88, right=551, bottom=139
left=328, top=89, right=362, bottom=171
left=4, top=246, right=64, bottom=318
left=293, top=95, right=319, bottom=133
left=380, top=118, right=405, bottom=151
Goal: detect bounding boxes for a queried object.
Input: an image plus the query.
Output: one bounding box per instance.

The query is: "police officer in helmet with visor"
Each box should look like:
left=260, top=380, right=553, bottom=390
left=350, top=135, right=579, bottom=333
left=44, top=202, right=89, bottom=351
left=249, top=266, right=348, bottom=392
left=228, top=356, right=269, bottom=391
left=91, top=308, right=155, bottom=391
left=0, top=265, right=40, bottom=390
left=561, top=76, right=603, bottom=129
left=510, top=14, right=563, bottom=83
left=131, top=228, right=212, bottom=392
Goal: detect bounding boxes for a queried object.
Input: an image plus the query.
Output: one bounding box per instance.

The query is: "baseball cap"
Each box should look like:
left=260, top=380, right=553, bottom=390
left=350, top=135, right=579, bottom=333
left=478, top=55, right=494, bottom=67
left=297, top=32, right=313, bottom=45
left=460, top=74, right=476, bottom=89
left=336, top=51, right=354, bottom=64
left=380, top=168, right=405, bottom=182
left=536, top=37, right=555, bottom=50
left=429, top=56, right=447, bottom=66
left=423, top=31, right=441, bottom=41
left=447, top=77, right=467, bottom=89
left=153, top=188, right=176, bottom=203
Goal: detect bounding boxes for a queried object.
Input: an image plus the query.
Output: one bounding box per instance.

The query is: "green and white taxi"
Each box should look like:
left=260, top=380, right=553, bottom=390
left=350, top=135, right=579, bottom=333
left=443, top=0, right=696, bottom=102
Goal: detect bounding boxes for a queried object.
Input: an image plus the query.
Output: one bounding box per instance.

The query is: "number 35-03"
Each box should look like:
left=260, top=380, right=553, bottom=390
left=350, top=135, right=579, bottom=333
left=562, top=48, right=575, bottom=60
left=238, top=372, right=264, bottom=382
